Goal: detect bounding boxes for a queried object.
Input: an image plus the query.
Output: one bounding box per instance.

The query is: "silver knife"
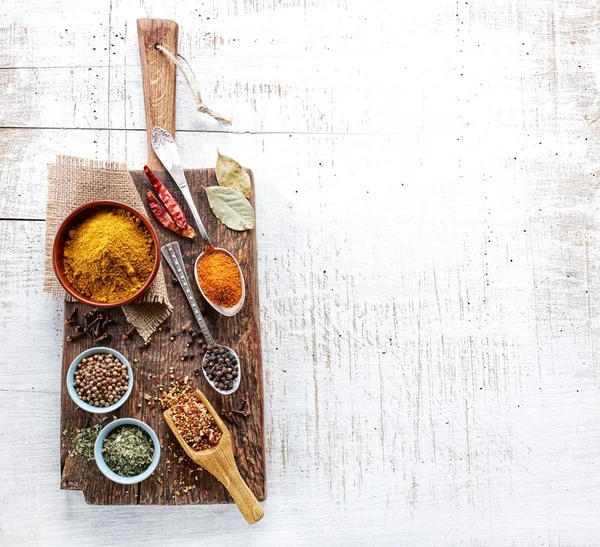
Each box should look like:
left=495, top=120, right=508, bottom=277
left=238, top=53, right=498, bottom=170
left=151, top=126, right=211, bottom=246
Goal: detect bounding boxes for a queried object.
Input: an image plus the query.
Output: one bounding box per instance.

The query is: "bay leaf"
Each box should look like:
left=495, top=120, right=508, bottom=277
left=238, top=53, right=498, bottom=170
left=215, top=150, right=252, bottom=199
left=205, top=186, right=255, bottom=231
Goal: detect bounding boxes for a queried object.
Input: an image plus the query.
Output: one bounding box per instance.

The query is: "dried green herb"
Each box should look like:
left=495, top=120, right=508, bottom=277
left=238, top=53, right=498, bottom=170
left=216, top=150, right=251, bottom=199
left=68, top=423, right=102, bottom=461
left=205, top=186, right=255, bottom=231
left=102, top=425, right=154, bottom=477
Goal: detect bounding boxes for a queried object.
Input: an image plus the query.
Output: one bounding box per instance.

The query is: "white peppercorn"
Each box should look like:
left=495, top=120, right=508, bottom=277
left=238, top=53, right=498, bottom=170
left=74, top=353, right=128, bottom=408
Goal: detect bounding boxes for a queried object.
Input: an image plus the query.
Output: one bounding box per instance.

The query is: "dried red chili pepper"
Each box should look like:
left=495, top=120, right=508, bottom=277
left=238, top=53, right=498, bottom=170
left=143, top=165, right=189, bottom=231
left=146, top=190, right=195, bottom=238
left=179, top=224, right=195, bottom=238
left=146, top=190, right=179, bottom=231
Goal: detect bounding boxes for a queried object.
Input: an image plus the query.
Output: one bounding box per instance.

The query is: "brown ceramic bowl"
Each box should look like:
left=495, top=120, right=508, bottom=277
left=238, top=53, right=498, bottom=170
left=52, top=200, right=160, bottom=308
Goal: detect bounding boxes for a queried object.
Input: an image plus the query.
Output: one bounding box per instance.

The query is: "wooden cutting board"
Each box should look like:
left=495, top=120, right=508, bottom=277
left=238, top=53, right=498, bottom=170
left=59, top=167, right=266, bottom=504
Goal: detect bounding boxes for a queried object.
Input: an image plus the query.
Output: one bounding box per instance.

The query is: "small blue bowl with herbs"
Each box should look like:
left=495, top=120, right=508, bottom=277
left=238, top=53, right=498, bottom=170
left=94, top=418, right=160, bottom=484
left=66, top=347, right=133, bottom=414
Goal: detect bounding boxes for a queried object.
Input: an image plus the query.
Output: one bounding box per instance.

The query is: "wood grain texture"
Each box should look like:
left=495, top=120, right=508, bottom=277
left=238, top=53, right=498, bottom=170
left=3, top=0, right=600, bottom=544
left=60, top=168, right=265, bottom=505
left=137, top=18, right=178, bottom=169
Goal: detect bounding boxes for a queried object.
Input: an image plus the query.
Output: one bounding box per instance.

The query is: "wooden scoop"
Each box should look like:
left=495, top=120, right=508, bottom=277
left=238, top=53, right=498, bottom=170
left=163, top=389, right=264, bottom=524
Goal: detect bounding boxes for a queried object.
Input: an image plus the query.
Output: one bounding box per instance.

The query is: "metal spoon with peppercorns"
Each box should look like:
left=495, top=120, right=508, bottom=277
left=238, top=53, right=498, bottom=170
left=152, top=126, right=245, bottom=317
left=161, top=242, right=241, bottom=395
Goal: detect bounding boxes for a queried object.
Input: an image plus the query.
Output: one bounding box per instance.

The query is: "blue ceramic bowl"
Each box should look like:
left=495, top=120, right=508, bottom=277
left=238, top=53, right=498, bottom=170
left=94, top=418, right=161, bottom=485
left=66, top=347, right=133, bottom=414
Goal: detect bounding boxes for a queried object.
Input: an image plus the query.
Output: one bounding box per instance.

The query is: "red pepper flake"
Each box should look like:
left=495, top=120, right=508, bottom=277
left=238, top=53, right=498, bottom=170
left=163, top=384, right=222, bottom=451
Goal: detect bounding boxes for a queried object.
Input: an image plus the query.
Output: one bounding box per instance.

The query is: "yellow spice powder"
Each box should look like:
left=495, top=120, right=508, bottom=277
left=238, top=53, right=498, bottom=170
left=63, top=208, right=155, bottom=303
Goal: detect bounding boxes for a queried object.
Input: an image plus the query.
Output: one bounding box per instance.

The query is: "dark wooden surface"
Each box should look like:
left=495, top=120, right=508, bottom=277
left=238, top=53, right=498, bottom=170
left=59, top=168, right=266, bottom=505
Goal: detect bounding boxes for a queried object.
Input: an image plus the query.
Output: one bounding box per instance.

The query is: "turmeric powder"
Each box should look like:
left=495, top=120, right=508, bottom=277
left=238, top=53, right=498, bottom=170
left=63, top=208, right=155, bottom=303
left=196, top=245, right=242, bottom=308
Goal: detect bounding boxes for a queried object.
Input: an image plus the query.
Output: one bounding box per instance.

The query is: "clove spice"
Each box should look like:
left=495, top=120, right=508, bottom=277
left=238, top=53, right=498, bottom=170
left=93, top=332, right=110, bottom=344
left=122, top=326, right=136, bottom=340
left=66, top=332, right=86, bottom=343
left=220, top=396, right=250, bottom=427
left=65, top=307, right=78, bottom=326
left=66, top=307, right=114, bottom=344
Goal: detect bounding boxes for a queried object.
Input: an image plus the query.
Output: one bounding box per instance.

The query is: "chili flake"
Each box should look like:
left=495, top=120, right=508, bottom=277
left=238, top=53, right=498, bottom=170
left=163, top=385, right=222, bottom=451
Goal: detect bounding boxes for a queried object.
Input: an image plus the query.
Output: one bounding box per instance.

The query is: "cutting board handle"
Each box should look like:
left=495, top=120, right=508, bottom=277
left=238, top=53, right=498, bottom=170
left=137, top=18, right=178, bottom=169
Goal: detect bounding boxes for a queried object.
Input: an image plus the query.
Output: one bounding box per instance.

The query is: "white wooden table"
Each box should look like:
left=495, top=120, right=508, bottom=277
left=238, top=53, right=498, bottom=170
left=2, top=0, right=600, bottom=544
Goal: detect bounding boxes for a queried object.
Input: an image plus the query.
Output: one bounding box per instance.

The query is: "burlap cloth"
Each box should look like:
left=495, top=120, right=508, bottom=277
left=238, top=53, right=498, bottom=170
left=43, top=155, right=172, bottom=341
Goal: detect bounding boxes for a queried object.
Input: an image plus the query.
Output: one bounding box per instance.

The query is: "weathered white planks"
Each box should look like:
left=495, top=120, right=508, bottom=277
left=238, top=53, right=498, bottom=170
left=0, top=62, right=411, bottom=134
left=3, top=212, right=600, bottom=542
left=0, top=129, right=408, bottom=219
left=0, top=0, right=407, bottom=69
left=2, top=0, right=600, bottom=544
left=0, top=0, right=426, bottom=135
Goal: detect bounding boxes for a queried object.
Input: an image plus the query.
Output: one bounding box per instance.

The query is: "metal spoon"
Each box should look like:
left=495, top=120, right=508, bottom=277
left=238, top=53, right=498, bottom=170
left=152, top=126, right=245, bottom=316
left=161, top=242, right=241, bottom=395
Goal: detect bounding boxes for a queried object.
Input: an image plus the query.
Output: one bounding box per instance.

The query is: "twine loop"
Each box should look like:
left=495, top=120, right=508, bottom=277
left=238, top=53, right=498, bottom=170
left=155, top=43, right=233, bottom=127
